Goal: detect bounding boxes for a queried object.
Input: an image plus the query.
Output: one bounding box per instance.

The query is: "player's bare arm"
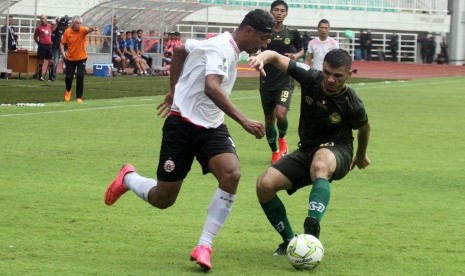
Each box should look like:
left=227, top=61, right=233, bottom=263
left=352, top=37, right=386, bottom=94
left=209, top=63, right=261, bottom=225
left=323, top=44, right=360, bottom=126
left=205, top=74, right=265, bottom=139
left=284, top=48, right=304, bottom=60
left=249, top=50, right=290, bottom=76
left=304, top=52, right=313, bottom=66
left=87, top=26, right=98, bottom=33
left=156, top=45, right=187, bottom=118
left=350, top=122, right=371, bottom=170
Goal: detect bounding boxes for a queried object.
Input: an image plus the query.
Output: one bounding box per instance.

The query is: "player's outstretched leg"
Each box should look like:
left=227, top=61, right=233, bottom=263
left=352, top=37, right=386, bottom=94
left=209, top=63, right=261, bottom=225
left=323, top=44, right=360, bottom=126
left=190, top=245, right=212, bottom=270
left=104, top=164, right=135, bottom=205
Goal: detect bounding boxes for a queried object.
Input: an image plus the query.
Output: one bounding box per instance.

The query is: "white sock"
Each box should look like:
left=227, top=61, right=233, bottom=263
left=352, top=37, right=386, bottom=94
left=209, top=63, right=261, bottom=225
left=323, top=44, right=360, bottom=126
left=198, top=188, right=236, bottom=247
left=123, top=172, right=157, bottom=201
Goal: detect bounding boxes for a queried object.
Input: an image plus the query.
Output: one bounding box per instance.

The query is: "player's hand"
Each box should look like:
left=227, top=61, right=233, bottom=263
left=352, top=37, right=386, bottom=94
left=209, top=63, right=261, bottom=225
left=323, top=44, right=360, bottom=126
left=284, top=53, right=296, bottom=60
left=248, top=56, right=266, bottom=77
left=241, top=119, right=265, bottom=139
left=156, top=92, right=173, bottom=118
left=350, top=154, right=371, bottom=170
left=92, top=26, right=99, bottom=32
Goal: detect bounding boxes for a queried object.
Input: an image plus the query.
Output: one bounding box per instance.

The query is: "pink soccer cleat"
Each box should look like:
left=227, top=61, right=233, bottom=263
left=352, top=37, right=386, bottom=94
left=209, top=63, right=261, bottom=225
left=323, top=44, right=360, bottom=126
left=104, top=164, right=135, bottom=206
left=190, top=245, right=212, bottom=270
left=278, top=137, right=288, bottom=156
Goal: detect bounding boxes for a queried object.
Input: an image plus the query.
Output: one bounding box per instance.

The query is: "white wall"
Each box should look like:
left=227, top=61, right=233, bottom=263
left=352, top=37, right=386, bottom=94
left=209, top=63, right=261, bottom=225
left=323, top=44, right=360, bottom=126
left=183, top=5, right=451, bottom=34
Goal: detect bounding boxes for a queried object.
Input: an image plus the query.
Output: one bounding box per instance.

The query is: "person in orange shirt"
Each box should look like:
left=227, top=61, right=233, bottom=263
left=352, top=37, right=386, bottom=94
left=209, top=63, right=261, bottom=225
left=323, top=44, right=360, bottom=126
left=60, top=15, right=98, bottom=103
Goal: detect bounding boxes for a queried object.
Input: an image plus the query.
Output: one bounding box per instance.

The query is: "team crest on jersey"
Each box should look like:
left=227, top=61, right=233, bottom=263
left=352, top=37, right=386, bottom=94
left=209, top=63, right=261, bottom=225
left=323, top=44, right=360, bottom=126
left=284, top=38, right=291, bottom=45
left=163, top=159, right=175, bottom=172
left=329, top=112, right=342, bottom=124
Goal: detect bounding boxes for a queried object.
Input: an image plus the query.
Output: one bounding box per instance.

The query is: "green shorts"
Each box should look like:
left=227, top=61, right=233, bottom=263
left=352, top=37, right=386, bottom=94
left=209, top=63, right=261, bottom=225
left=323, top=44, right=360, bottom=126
left=272, top=143, right=353, bottom=195
left=259, top=86, right=294, bottom=116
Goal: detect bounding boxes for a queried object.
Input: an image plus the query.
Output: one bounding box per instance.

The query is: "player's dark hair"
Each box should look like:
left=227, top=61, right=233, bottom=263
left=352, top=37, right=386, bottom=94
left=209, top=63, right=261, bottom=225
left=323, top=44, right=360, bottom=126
left=318, top=19, right=330, bottom=27
left=271, top=0, right=288, bottom=11
left=324, top=49, right=352, bottom=71
left=238, top=9, right=275, bottom=34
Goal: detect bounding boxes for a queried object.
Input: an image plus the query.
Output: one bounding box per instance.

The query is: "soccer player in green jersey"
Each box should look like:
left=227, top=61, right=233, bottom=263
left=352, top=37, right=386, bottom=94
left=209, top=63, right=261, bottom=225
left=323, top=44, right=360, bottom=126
left=260, top=0, right=304, bottom=163
left=249, top=48, right=371, bottom=255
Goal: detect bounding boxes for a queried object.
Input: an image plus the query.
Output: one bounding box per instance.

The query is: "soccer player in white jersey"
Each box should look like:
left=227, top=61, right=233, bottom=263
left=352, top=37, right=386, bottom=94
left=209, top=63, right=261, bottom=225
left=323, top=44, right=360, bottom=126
left=104, top=9, right=275, bottom=271
left=304, top=19, right=339, bottom=71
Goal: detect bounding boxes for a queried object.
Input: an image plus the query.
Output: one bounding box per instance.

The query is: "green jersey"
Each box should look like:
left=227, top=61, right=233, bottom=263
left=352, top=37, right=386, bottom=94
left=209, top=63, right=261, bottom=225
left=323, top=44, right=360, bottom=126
left=260, top=26, right=303, bottom=91
left=287, top=60, right=368, bottom=150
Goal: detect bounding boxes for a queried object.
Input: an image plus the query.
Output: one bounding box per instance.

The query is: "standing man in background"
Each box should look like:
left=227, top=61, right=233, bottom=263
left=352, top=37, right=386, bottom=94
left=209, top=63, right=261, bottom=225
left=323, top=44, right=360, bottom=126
left=60, top=16, right=98, bottom=103
left=304, top=19, right=339, bottom=71
left=365, top=29, right=373, bottom=61
left=50, top=16, right=68, bottom=81
left=34, top=14, right=55, bottom=81
left=102, top=16, right=118, bottom=53
left=260, top=0, right=304, bottom=164
left=1, top=15, right=18, bottom=52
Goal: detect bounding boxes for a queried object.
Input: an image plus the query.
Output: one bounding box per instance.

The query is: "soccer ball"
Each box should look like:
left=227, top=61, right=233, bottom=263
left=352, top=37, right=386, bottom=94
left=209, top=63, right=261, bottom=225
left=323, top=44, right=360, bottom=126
left=286, top=234, right=324, bottom=270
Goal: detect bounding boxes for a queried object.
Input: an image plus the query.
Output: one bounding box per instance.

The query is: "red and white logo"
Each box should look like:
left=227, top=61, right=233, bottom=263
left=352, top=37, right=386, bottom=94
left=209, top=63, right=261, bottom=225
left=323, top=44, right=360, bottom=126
left=163, top=160, right=175, bottom=173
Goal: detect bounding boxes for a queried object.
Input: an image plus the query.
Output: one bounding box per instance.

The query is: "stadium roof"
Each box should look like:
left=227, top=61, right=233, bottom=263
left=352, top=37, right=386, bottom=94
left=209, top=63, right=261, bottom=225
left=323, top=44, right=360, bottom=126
left=81, top=0, right=209, bottom=33
left=0, top=0, right=21, bottom=15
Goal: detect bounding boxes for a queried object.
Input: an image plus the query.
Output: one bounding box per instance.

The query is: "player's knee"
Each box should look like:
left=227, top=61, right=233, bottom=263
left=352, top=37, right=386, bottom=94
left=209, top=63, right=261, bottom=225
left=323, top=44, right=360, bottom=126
left=226, top=168, right=241, bottom=184
left=256, top=172, right=276, bottom=197
left=219, top=168, right=241, bottom=193
left=275, top=107, right=288, bottom=121
left=310, top=159, right=330, bottom=179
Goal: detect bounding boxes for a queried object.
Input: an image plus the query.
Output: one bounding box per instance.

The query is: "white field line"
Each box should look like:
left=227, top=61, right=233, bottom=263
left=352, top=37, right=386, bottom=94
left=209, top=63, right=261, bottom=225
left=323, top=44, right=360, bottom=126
left=1, top=79, right=464, bottom=118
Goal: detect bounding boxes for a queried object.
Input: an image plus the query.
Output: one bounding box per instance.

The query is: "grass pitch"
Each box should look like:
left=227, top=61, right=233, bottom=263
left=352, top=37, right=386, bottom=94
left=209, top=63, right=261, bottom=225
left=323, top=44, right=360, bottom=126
left=1, top=76, right=465, bottom=275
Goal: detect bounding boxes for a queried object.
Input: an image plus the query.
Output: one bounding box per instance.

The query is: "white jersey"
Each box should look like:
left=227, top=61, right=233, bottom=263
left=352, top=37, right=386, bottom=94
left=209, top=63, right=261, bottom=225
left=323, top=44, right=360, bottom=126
left=307, top=36, right=339, bottom=71
left=171, top=32, right=240, bottom=128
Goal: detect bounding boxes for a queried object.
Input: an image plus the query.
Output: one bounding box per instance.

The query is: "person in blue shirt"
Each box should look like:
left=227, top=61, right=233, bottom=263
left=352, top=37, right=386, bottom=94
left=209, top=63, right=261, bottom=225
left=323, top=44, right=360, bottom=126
left=136, top=29, right=153, bottom=72
left=102, top=16, right=118, bottom=53
left=124, top=30, right=147, bottom=75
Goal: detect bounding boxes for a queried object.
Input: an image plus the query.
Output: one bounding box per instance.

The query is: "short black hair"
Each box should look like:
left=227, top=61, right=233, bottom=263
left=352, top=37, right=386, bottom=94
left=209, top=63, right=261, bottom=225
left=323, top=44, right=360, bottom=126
left=239, top=9, right=275, bottom=34
left=318, top=19, right=330, bottom=27
left=271, top=0, right=288, bottom=11
left=324, top=49, right=352, bottom=71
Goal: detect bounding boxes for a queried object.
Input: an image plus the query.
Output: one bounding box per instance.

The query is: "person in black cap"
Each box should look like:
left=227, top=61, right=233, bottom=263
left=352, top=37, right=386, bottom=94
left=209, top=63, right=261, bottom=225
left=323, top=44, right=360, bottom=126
left=104, top=9, right=275, bottom=272
left=260, top=0, right=304, bottom=164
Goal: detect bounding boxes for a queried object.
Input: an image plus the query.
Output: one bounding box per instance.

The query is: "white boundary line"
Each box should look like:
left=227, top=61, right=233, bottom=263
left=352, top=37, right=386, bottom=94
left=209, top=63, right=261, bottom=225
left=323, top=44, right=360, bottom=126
left=1, top=79, right=464, bottom=118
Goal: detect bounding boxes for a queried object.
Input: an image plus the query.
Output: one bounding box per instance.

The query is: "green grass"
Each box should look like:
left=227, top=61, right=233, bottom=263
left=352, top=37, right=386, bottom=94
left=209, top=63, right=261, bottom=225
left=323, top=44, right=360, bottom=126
left=0, top=74, right=387, bottom=104
left=1, top=76, right=465, bottom=275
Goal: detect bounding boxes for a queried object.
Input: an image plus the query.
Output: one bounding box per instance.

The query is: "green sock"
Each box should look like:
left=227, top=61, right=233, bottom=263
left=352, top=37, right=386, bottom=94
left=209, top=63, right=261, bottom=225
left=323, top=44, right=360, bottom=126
left=308, top=178, right=331, bottom=223
left=277, top=118, right=288, bottom=139
left=260, top=196, right=294, bottom=241
left=265, top=124, right=278, bottom=152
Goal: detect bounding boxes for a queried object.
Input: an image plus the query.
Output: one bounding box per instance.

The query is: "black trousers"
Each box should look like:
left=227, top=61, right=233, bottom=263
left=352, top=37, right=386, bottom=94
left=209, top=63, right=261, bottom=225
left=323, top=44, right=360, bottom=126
left=65, top=59, right=86, bottom=99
